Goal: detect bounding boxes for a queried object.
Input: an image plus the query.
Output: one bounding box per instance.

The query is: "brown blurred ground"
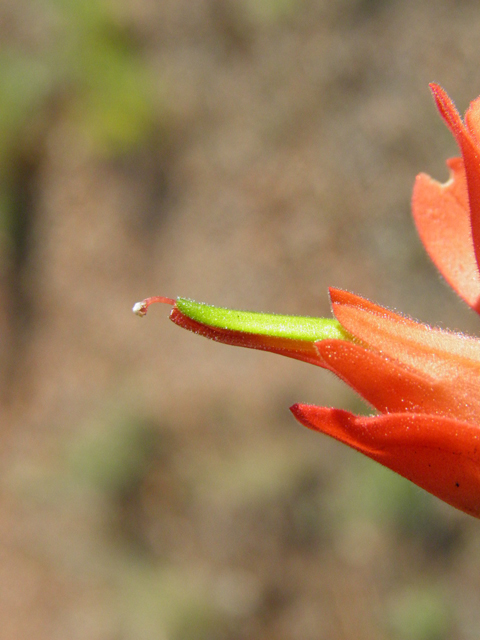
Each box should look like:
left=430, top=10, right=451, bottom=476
left=2, top=0, right=480, bottom=638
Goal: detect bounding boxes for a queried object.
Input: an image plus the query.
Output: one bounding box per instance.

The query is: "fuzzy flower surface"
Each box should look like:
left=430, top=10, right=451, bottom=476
left=135, top=85, right=480, bottom=519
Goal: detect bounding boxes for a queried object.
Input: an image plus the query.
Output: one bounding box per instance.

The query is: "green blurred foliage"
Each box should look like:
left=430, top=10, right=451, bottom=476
left=120, top=564, right=237, bottom=640
left=0, top=52, right=50, bottom=165
left=387, top=586, right=452, bottom=640
left=68, top=414, right=159, bottom=495
left=0, top=0, right=160, bottom=248
left=50, top=0, right=158, bottom=153
left=1, top=0, right=158, bottom=159
left=242, top=0, right=300, bottom=24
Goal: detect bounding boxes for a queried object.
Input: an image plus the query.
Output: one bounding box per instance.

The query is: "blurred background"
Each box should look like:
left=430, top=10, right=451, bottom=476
left=2, top=0, right=480, bottom=638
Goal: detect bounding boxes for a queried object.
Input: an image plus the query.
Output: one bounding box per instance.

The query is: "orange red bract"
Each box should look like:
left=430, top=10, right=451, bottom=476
left=413, top=84, right=480, bottom=312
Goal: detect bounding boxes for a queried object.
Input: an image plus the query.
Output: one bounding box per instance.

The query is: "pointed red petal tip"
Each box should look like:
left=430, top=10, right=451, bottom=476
left=290, top=403, right=324, bottom=432
left=428, top=83, right=465, bottom=138
left=132, top=296, right=176, bottom=317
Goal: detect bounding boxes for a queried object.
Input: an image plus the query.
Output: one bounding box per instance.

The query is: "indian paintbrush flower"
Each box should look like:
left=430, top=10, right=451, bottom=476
left=134, top=85, right=480, bottom=519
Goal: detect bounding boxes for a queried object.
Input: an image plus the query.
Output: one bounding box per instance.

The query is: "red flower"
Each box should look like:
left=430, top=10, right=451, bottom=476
left=134, top=86, right=480, bottom=518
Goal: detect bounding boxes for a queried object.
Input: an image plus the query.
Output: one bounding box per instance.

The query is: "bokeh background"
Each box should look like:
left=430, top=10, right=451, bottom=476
left=2, top=0, right=480, bottom=638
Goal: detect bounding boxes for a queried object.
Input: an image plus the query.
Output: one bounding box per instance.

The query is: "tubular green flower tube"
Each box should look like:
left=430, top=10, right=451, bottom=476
left=133, top=294, right=352, bottom=366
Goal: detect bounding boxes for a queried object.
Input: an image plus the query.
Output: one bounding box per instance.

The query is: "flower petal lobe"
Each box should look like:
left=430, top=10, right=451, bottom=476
left=291, top=405, right=480, bottom=517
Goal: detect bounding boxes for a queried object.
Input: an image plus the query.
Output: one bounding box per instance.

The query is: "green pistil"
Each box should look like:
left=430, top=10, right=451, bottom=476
left=176, top=298, right=352, bottom=342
